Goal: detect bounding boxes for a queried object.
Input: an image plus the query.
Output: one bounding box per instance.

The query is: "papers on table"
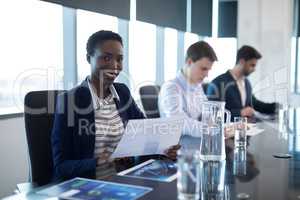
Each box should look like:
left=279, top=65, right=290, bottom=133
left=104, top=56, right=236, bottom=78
left=111, top=117, right=184, bottom=159
left=254, top=111, right=275, bottom=121
left=118, top=159, right=178, bottom=182
left=226, top=123, right=265, bottom=138
left=246, top=123, right=264, bottom=136
left=37, top=178, right=152, bottom=200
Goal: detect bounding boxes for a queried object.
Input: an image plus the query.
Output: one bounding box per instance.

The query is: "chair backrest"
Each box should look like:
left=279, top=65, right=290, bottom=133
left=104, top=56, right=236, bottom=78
left=24, top=90, right=64, bottom=186
left=139, top=85, right=161, bottom=118
left=202, top=82, right=209, bottom=95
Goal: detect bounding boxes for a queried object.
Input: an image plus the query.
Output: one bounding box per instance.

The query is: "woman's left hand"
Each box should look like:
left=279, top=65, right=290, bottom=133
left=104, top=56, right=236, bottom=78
left=164, top=144, right=181, bottom=160
left=224, top=124, right=235, bottom=139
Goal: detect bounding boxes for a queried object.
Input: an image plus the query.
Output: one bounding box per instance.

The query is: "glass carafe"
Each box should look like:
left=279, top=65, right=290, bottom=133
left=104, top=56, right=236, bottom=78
left=200, top=101, right=231, bottom=161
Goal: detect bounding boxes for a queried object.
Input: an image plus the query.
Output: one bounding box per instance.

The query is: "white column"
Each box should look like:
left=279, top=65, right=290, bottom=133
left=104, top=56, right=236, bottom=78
left=237, top=0, right=293, bottom=104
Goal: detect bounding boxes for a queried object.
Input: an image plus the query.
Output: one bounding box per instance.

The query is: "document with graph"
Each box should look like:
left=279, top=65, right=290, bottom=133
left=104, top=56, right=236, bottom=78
left=111, top=117, right=184, bottom=159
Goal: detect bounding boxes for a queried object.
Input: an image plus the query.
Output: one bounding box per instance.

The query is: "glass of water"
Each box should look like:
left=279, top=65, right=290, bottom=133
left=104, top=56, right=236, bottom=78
left=200, top=160, right=227, bottom=200
left=234, top=117, right=247, bottom=148
left=233, top=147, right=247, bottom=176
left=200, top=125, right=226, bottom=161
left=177, top=149, right=200, bottom=200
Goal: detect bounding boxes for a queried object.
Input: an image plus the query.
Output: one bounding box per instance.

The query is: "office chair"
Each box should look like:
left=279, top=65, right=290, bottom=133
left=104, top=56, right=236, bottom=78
left=202, top=82, right=209, bottom=95
left=18, top=90, right=64, bottom=193
left=139, top=85, right=161, bottom=118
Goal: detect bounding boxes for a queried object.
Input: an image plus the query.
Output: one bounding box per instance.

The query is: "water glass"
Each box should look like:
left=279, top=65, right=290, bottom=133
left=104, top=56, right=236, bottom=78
left=234, top=117, right=247, bottom=148
left=177, top=150, right=201, bottom=200
left=200, top=160, right=227, bottom=200
left=200, top=125, right=225, bottom=161
left=233, top=147, right=247, bottom=176
left=278, top=104, right=289, bottom=138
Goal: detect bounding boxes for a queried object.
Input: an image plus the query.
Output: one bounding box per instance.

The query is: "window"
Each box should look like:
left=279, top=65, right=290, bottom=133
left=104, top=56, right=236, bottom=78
left=290, top=37, right=297, bottom=92
left=77, top=10, right=118, bottom=83
left=295, top=108, right=300, bottom=151
left=296, top=38, right=300, bottom=93
left=184, top=32, right=200, bottom=53
left=183, top=34, right=237, bottom=83
left=204, top=37, right=237, bottom=81
left=290, top=36, right=300, bottom=93
left=0, top=0, right=63, bottom=114
left=164, top=28, right=178, bottom=81
left=129, top=21, right=156, bottom=98
left=291, top=0, right=299, bottom=94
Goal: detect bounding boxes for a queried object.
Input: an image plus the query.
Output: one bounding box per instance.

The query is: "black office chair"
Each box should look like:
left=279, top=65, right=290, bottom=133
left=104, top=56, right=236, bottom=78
left=20, top=90, right=64, bottom=191
left=202, top=82, right=209, bottom=95
left=139, top=85, right=161, bottom=118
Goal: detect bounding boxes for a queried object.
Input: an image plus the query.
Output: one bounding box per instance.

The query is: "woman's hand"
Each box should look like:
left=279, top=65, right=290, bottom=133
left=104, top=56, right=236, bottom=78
left=224, top=124, right=235, bottom=139
left=164, top=144, right=181, bottom=160
left=114, top=157, right=131, bottom=164
left=96, top=152, right=110, bottom=166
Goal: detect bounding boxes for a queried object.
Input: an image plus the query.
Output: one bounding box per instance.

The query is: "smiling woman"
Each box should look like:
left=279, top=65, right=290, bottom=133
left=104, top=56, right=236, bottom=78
left=86, top=31, right=124, bottom=98
left=77, top=10, right=118, bottom=83
left=51, top=30, right=180, bottom=182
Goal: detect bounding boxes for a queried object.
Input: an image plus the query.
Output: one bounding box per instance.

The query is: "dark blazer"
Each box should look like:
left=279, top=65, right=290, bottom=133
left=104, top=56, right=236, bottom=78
left=206, top=71, right=276, bottom=120
left=51, top=79, right=145, bottom=181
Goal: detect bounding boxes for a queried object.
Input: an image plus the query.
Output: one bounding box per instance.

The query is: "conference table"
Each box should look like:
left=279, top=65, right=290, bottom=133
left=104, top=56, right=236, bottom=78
left=4, top=108, right=300, bottom=200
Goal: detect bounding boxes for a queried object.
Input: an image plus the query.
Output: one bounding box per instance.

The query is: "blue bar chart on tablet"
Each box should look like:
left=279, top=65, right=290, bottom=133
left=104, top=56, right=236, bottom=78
left=37, top=178, right=152, bottom=200
left=118, top=159, right=178, bottom=182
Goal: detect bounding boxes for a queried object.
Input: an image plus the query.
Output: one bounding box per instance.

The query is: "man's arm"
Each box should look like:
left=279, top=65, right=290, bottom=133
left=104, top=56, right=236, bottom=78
left=252, top=95, right=277, bottom=114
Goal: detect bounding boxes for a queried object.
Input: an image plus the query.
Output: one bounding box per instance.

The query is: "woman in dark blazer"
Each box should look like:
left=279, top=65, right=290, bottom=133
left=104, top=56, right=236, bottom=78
left=51, top=30, right=180, bottom=181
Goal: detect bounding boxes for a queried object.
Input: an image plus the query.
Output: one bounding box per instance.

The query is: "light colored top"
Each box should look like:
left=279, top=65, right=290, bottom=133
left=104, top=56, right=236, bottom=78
left=87, top=78, right=124, bottom=179
left=158, top=71, right=205, bottom=137
left=159, top=71, right=207, bottom=119
left=230, top=71, right=246, bottom=107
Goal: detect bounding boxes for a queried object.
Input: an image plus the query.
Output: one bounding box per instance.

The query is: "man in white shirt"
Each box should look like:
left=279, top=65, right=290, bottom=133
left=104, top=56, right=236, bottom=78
left=159, top=41, right=218, bottom=121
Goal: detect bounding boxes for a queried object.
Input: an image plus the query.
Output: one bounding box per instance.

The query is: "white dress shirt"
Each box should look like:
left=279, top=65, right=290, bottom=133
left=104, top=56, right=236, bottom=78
left=159, top=71, right=207, bottom=119
left=158, top=71, right=206, bottom=137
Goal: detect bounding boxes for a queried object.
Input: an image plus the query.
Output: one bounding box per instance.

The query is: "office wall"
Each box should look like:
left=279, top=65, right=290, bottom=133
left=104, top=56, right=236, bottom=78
left=0, top=117, right=29, bottom=198
left=237, top=0, right=293, bottom=104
